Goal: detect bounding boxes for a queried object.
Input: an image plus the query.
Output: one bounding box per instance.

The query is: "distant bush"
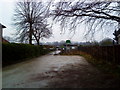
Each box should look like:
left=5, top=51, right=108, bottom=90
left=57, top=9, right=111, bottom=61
left=2, top=43, right=49, bottom=67
left=99, top=38, right=113, bottom=46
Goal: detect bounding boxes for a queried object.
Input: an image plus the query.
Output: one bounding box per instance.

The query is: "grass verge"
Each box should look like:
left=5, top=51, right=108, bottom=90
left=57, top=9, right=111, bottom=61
left=60, top=50, right=120, bottom=77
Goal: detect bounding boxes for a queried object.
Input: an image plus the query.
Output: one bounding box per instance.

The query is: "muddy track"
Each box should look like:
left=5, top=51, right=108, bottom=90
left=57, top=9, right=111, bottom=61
left=2, top=51, right=120, bottom=88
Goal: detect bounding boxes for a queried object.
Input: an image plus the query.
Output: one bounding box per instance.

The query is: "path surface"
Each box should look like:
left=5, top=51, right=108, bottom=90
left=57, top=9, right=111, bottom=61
left=2, top=51, right=120, bottom=88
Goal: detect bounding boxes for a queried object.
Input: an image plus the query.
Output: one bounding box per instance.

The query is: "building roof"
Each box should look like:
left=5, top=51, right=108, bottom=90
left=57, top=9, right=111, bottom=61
left=0, top=23, right=6, bottom=28
left=2, top=38, right=9, bottom=43
left=2, top=25, right=6, bottom=28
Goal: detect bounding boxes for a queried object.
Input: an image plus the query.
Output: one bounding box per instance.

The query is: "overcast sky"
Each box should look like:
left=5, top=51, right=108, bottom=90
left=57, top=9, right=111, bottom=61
left=0, top=0, right=114, bottom=43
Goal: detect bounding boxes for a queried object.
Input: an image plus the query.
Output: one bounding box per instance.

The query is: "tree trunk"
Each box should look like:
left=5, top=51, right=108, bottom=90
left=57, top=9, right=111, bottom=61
left=37, top=40, right=40, bottom=45
left=29, top=23, right=32, bottom=45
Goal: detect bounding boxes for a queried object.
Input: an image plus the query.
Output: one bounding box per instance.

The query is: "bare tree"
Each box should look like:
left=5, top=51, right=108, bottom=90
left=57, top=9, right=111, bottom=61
left=14, top=0, right=52, bottom=44
left=51, top=0, right=120, bottom=39
left=33, top=22, right=52, bottom=45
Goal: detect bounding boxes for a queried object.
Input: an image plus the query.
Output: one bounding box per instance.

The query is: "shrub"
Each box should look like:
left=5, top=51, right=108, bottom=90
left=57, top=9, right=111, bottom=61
left=2, top=43, right=49, bottom=67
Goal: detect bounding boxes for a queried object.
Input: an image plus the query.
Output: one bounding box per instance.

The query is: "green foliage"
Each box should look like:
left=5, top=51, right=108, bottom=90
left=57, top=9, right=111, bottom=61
left=91, top=41, right=99, bottom=46
left=2, top=43, right=49, bottom=67
left=99, top=38, right=113, bottom=46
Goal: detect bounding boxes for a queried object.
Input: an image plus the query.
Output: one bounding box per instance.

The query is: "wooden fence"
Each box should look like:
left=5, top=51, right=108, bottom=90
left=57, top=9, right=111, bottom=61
left=78, top=45, right=120, bottom=65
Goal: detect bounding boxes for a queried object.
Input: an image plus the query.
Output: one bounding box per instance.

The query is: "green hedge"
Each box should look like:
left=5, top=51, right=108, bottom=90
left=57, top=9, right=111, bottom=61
left=2, top=43, right=49, bottom=67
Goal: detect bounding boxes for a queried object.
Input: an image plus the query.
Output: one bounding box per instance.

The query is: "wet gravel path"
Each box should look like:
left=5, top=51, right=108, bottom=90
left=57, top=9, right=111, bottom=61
left=2, top=52, right=120, bottom=88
